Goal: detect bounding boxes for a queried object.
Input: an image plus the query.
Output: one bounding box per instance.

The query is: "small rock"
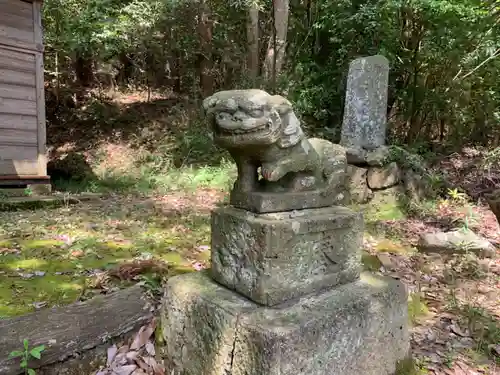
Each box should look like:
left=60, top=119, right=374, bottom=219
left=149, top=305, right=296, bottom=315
left=34, top=271, right=46, bottom=277
left=367, top=162, right=400, bottom=189
left=417, top=230, right=496, bottom=257
left=18, top=272, right=34, bottom=279
left=32, top=301, right=48, bottom=309
left=376, top=253, right=394, bottom=270
left=345, top=147, right=367, bottom=164
left=346, top=165, right=373, bottom=203
left=402, top=169, right=429, bottom=202
left=366, top=146, right=391, bottom=166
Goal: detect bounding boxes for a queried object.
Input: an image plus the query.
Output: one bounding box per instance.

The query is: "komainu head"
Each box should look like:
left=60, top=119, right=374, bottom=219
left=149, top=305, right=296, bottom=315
left=203, top=89, right=304, bottom=148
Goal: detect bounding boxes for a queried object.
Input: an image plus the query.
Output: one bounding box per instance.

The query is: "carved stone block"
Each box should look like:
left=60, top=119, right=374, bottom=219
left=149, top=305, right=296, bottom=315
left=211, top=206, right=363, bottom=306
left=162, top=271, right=410, bottom=375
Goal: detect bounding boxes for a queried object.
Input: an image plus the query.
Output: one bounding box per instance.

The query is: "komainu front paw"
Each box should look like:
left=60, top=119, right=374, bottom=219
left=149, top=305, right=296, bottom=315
left=261, top=165, right=282, bottom=182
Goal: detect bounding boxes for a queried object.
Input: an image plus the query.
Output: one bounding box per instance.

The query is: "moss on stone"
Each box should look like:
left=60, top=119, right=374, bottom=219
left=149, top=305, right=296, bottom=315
left=395, top=357, right=428, bottom=375
left=362, top=251, right=382, bottom=271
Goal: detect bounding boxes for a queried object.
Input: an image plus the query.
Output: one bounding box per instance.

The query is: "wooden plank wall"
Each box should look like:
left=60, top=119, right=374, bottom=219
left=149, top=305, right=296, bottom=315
left=0, top=0, right=46, bottom=177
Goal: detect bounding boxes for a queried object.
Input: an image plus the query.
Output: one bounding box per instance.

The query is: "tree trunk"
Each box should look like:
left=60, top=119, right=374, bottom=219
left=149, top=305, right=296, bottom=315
left=74, top=53, right=94, bottom=88
left=198, top=0, right=214, bottom=98
left=247, top=3, right=260, bottom=85
left=263, top=0, right=289, bottom=89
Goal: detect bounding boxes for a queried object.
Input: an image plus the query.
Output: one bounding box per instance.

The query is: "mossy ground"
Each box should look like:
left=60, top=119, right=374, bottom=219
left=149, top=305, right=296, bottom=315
left=0, top=192, right=217, bottom=317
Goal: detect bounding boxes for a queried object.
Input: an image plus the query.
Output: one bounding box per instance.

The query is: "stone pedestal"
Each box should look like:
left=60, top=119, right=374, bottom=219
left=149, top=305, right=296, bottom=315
left=161, top=271, right=410, bottom=375
left=211, top=206, right=363, bottom=306
left=161, top=206, right=409, bottom=375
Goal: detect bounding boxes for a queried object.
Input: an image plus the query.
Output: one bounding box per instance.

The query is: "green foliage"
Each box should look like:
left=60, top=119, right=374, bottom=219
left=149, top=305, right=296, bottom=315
left=395, top=357, right=429, bottom=375
left=408, top=292, right=430, bottom=325
left=9, top=339, right=45, bottom=375
left=286, top=0, right=500, bottom=146
left=42, top=0, right=500, bottom=148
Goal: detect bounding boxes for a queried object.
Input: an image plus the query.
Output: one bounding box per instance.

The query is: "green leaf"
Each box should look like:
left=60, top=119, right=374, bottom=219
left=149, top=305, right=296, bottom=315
left=8, top=350, right=24, bottom=359
left=28, top=368, right=36, bottom=375
left=20, top=359, right=27, bottom=368
left=30, top=345, right=45, bottom=359
left=23, top=338, right=29, bottom=350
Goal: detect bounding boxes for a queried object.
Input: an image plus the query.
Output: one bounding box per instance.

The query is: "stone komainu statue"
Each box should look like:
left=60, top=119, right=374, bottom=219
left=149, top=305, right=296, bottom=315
left=203, top=89, right=348, bottom=213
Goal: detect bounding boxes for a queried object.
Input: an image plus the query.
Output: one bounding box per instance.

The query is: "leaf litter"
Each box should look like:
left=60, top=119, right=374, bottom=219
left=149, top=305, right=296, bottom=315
left=95, top=318, right=164, bottom=375
left=364, top=228, right=499, bottom=374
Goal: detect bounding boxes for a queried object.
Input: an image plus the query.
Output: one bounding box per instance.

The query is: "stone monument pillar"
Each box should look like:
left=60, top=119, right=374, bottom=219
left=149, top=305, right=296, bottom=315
left=161, top=89, right=410, bottom=375
left=341, top=55, right=390, bottom=151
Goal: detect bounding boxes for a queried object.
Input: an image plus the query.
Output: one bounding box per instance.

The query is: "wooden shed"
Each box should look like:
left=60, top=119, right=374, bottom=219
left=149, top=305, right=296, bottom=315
left=0, top=0, right=48, bottom=187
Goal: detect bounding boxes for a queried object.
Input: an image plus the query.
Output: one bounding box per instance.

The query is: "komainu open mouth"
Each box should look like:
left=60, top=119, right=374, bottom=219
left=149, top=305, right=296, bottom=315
left=216, top=119, right=271, bottom=135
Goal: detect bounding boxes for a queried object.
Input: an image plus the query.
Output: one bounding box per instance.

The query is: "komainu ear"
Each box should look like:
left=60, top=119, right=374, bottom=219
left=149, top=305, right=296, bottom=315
left=269, top=97, right=304, bottom=149
left=268, top=95, right=292, bottom=115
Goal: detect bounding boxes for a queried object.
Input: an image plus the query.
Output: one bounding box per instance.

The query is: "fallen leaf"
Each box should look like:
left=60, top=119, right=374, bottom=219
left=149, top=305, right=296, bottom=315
left=112, top=364, right=137, bottom=375
left=135, top=357, right=150, bottom=371
left=112, top=353, right=128, bottom=366
left=449, top=323, right=469, bottom=337
left=117, top=345, right=130, bottom=354
left=130, top=319, right=156, bottom=350
left=145, top=341, right=155, bottom=356
left=107, top=345, right=118, bottom=366
left=71, top=250, right=84, bottom=257
left=125, top=351, right=138, bottom=363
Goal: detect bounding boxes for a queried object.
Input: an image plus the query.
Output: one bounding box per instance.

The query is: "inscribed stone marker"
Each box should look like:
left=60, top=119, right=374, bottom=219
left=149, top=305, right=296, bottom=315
left=340, top=55, right=390, bottom=150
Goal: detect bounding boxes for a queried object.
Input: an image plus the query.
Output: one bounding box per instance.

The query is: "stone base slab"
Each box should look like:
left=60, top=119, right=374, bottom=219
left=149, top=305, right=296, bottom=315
left=211, top=206, right=363, bottom=306
left=161, top=271, right=410, bottom=375
left=230, top=189, right=346, bottom=214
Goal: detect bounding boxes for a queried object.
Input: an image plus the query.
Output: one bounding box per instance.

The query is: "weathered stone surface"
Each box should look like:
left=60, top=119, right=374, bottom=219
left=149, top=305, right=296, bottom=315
left=366, top=146, right=391, bottom=166
left=346, top=165, right=373, bottom=203
left=203, top=90, right=348, bottom=213
left=229, top=188, right=346, bottom=214
left=370, top=185, right=403, bottom=208
left=367, top=162, right=400, bottom=190
left=484, top=190, right=500, bottom=225
left=345, top=147, right=367, bottom=164
left=161, top=271, right=410, bottom=375
left=340, top=55, right=390, bottom=150
left=211, top=206, right=362, bottom=306
left=418, top=230, right=496, bottom=257
left=402, top=169, right=427, bottom=202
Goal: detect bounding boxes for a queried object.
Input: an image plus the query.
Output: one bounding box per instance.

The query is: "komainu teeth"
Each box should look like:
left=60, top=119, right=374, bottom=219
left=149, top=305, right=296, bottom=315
left=217, top=119, right=269, bottom=135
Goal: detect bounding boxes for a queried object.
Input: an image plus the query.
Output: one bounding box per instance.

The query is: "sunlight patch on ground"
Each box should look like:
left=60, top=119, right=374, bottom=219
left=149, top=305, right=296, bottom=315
left=0, top=193, right=219, bottom=317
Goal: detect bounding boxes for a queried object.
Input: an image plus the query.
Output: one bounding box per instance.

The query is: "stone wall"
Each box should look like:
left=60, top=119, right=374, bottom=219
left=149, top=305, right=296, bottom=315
left=344, top=145, right=430, bottom=205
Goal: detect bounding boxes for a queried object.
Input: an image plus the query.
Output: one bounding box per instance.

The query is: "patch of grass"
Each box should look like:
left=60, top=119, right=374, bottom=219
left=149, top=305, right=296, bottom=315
left=395, top=357, right=429, bottom=375
left=53, top=158, right=236, bottom=195
left=374, top=238, right=414, bottom=254
left=408, top=292, right=430, bottom=325
left=365, top=202, right=407, bottom=222
left=401, top=198, right=439, bottom=218
left=455, top=304, right=500, bottom=362
left=0, top=197, right=216, bottom=317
